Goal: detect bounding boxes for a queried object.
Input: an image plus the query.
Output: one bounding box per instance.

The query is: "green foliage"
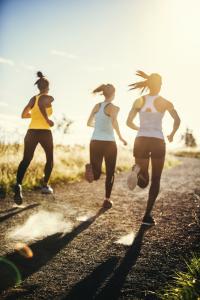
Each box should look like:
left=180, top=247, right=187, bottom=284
left=159, top=254, right=200, bottom=300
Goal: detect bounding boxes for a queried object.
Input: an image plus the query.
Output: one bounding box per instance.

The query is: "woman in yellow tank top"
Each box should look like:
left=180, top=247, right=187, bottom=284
left=14, top=72, right=54, bottom=204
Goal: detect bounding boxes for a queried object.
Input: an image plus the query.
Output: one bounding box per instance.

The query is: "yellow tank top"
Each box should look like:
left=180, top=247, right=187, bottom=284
left=29, top=94, right=53, bottom=130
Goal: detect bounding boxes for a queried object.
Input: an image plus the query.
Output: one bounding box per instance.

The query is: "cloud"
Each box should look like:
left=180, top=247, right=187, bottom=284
left=20, top=62, right=36, bottom=71
left=51, top=49, right=78, bottom=59
left=0, top=56, right=35, bottom=71
left=0, top=56, right=15, bottom=66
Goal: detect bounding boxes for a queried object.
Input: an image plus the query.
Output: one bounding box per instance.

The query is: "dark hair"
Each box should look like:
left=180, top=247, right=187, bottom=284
left=129, top=70, right=162, bottom=93
left=34, top=71, right=49, bottom=91
left=93, top=84, right=115, bottom=98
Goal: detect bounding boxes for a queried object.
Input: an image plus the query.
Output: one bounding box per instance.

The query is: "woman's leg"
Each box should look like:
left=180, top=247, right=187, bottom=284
left=39, top=130, right=54, bottom=184
left=135, top=158, right=150, bottom=188
left=144, top=139, right=166, bottom=217
left=90, top=140, right=104, bottom=180
left=16, top=130, right=38, bottom=184
left=104, top=142, right=117, bottom=199
left=134, top=137, right=150, bottom=188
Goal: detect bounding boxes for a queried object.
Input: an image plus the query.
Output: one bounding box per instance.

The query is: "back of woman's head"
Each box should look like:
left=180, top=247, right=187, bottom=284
left=93, top=84, right=115, bottom=98
left=129, top=70, right=162, bottom=94
left=35, top=71, right=49, bottom=92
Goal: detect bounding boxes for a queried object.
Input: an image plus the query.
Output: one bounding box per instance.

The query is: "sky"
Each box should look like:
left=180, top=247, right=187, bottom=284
left=0, top=0, right=200, bottom=147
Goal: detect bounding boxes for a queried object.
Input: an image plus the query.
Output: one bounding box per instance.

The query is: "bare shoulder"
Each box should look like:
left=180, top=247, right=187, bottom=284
left=132, top=96, right=144, bottom=111
left=93, top=102, right=101, bottom=112
left=45, top=95, right=54, bottom=102
left=109, top=103, right=120, bottom=112
left=48, top=95, right=54, bottom=102
left=28, top=96, right=36, bottom=108
left=39, top=95, right=54, bottom=106
left=155, top=96, right=174, bottom=112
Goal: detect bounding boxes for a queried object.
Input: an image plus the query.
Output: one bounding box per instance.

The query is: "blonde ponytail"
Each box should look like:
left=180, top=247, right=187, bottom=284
left=92, top=84, right=106, bottom=94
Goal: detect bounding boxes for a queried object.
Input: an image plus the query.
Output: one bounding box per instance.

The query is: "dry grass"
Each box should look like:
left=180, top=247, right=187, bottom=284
left=173, top=147, right=200, bottom=159
left=0, top=143, right=179, bottom=192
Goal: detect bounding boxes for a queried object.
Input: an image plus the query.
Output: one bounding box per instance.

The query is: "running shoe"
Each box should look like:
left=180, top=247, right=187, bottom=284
left=127, top=164, right=140, bottom=190
left=41, top=185, right=53, bottom=194
left=85, top=163, right=94, bottom=183
left=13, top=184, right=23, bottom=205
left=142, top=215, right=156, bottom=226
left=102, top=199, right=113, bottom=209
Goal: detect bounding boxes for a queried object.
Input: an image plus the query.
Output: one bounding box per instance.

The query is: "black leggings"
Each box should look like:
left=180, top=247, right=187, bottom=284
left=134, top=137, right=166, bottom=216
left=90, top=140, right=117, bottom=199
left=17, top=129, right=53, bottom=185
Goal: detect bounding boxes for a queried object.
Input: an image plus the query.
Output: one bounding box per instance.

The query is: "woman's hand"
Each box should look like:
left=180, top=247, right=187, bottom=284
left=120, top=137, right=127, bottom=146
left=167, top=134, right=174, bottom=143
left=47, top=119, right=54, bottom=127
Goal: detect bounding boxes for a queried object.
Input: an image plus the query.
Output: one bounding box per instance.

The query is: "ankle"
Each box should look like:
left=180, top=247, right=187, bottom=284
left=144, top=212, right=151, bottom=218
left=105, top=198, right=111, bottom=202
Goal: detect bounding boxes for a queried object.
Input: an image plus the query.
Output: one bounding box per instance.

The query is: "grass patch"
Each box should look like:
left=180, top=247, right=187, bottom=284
left=0, top=143, right=179, bottom=193
left=174, top=148, right=200, bottom=159
left=158, top=254, right=200, bottom=300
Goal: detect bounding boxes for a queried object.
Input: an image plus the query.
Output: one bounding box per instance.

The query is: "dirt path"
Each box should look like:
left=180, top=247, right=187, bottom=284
left=0, top=157, right=200, bottom=300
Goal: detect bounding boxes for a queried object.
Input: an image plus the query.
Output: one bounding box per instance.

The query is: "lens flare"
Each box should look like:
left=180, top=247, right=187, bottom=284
left=0, top=257, right=22, bottom=289
left=14, top=242, right=33, bottom=259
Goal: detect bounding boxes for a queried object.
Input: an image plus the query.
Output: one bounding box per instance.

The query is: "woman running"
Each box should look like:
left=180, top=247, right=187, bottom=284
left=14, top=72, right=54, bottom=204
left=126, top=70, right=181, bottom=225
left=87, top=84, right=127, bottom=209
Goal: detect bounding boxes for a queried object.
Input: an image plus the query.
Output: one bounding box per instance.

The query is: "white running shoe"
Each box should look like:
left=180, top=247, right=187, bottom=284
left=41, top=185, right=53, bottom=194
left=127, top=165, right=140, bottom=190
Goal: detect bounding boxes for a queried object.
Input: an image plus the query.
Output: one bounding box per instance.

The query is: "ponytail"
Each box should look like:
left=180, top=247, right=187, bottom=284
left=92, top=84, right=106, bottom=94
left=129, top=70, right=162, bottom=93
left=34, top=71, right=49, bottom=91
left=92, top=84, right=115, bottom=98
left=129, top=70, right=150, bottom=93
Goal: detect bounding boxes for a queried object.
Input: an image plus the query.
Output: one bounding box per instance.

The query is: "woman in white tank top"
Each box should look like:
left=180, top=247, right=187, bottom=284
left=127, top=70, right=181, bottom=226
left=86, top=84, right=127, bottom=209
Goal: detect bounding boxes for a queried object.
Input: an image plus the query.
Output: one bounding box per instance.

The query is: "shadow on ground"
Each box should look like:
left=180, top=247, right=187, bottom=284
left=0, top=203, right=40, bottom=223
left=63, top=224, right=150, bottom=300
left=0, top=207, right=107, bottom=292
left=0, top=204, right=40, bottom=223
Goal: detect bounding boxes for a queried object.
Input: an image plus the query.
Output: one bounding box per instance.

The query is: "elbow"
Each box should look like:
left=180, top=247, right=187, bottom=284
left=112, top=121, right=117, bottom=130
left=176, top=117, right=181, bottom=127
left=126, top=119, right=131, bottom=128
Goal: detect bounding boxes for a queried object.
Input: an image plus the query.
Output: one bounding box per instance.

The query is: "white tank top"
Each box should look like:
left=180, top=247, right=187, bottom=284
left=91, top=102, right=115, bottom=141
left=137, top=95, right=164, bottom=140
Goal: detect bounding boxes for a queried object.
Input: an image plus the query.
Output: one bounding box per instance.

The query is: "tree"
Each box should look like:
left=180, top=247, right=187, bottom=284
left=54, top=115, right=73, bottom=143
left=181, top=128, right=197, bottom=147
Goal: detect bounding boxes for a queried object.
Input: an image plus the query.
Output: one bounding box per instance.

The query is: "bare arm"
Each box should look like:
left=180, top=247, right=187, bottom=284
left=87, top=104, right=99, bottom=127
left=126, top=105, right=139, bottom=131
left=21, top=97, right=35, bottom=118
left=109, top=106, right=127, bottom=145
left=167, top=109, right=181, bottom=142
